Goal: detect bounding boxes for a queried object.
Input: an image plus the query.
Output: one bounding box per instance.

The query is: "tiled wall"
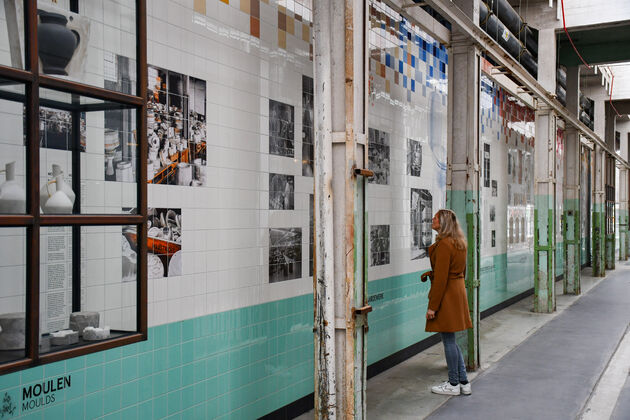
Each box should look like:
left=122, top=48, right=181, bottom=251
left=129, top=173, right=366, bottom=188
left=478, top=66, right=536, bottom=311
left=0, top=295, right=313, bottom=420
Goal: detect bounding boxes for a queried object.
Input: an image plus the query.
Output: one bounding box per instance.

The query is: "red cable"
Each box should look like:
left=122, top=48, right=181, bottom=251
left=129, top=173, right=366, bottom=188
left=560, top=0, right=591, bottom=69
left=608, top=67, right=622, bottom=117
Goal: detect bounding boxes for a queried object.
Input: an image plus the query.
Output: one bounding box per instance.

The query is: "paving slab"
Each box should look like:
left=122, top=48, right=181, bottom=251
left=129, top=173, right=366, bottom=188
left=612, top=375, right=630, bottom=420
left=427, top=266, right=630, bottom=420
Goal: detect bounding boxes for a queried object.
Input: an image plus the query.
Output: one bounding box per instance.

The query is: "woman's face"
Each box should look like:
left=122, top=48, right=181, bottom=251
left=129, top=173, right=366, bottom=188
left=432, top=212, right=440, bottom=231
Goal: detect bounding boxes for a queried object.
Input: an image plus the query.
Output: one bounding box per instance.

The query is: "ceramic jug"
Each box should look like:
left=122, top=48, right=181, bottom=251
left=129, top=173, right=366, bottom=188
left=43, top=175, right=73, bottom=214
left=40, top=164, right=75, bottom=208
left=37, top=10, right=80, bottom=75
left=0, top=161, right=26, bottom=214
left=176, top=162, right=192, bottom=186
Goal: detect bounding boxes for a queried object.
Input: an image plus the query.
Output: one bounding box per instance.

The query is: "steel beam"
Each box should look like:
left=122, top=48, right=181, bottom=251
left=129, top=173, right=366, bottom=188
left=563, top=127, right=581, bottom=294
left=313, top=0, right=368, bottom=418
left=422, top=0, right=630, bottom=171
left=446, top=31, right=480, bottom=370
left=592, top=146, right=606, bottom=276
left=534, top=107, right=557, bottom=312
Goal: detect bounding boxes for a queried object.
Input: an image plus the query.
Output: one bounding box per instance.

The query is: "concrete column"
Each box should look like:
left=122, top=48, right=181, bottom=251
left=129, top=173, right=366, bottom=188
left=619, top=167, right=628, bottom=261
left=593, top=100, right=606, bottom=139
left=604, top=106, right=616, bottom=270
left=446, top=29, right=480, bottom=369
left=534, top=107, right=556, bottom=312
left=592, top=145, right=606, bottom=276
left=313, top=0, right=368, bottom=417
left=537, top=29, right=556, bottom=93
left=563, top=126, right=581, bottom=294
left=565, top=66, right=580, bottom=118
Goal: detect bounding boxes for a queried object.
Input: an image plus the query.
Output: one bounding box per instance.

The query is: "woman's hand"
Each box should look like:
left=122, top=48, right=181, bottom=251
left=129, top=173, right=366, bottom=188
left=420, top=271, right=433, bottom=282
left=426, top=309, right=436, bottom=320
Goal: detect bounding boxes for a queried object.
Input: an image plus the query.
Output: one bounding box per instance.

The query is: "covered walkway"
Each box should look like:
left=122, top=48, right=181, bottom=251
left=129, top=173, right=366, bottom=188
left=299, top=264, right=630, bottom=419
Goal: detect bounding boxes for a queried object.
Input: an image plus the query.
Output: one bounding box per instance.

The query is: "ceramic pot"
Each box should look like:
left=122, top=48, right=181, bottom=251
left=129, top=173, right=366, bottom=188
left=0, top=312, right=25, bottom=350
left=176, top=162, right=192, bottom=186
left=37, top=10, right=80, bottom=75
left=105, top=156, right=115, bottom=177
left=0, top=161, right=26, bottom=214
left=40, top=164, right=75, bottom=208
left=43, top=175, right=73, bottom=214
left=116, top=161, right=133, bottom=182
left=104, top=129, right=120, bottom=154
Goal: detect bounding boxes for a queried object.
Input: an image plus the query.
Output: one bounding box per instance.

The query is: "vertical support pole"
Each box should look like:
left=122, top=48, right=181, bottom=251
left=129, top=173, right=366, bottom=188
left=534, top=107, right=556, bottom=313
left=592, top=145, right=606, bottom=276
left=446, top=36, right=480, bottom=370
left=626, top=170, right=630, bottom=260
left=313, top=0, right=367, bottom=418
left=313, top=1, right=337, bottom=417
left=563, top=127, right=580, bottom=294
left=619, top=167, right=628, bottom=261
left=605, top=155, right=615, bottom=271
left=71, top=109, right=81, bottom=312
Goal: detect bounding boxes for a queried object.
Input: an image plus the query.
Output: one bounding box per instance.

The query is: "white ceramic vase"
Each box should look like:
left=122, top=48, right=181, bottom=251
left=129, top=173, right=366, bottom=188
left=42, top=175, right=73, bottom=214
left=40, top=164, right=75, bottom=209
left=0, top=161, right=26, bottom=213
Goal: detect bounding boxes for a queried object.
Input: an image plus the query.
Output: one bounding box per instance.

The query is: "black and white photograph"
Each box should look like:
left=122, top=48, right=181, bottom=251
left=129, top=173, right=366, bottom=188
left=411, top=188, right=433, bottom=260
left=491, top=230, right=496, bottom=247
left=407, top=138, right=422, bottom=177
left=483, top=143, right=490, bottom=188
left=302, top=76, right=314, bottom=177
left=269, top=173, right=295, bottom=210
left=39, top=107, right=86, bottom=151
left=122, top=207, right=182, bottom=280
left=368, top=128, right=390, bottom=185
left=370, top=225, right=390, bottom=266
left=269, top=228, right=302, bottom=283
left=144, top=65, right=207, bottom=186
left=492, top=180, right=497, bottom=197
left=269, top=99, right=295, bottom=158
left=104, top=53, right=137, bottom=182
left=490, top=205, right=496, bottom=222
left=309, top=194, right=314, bottom=277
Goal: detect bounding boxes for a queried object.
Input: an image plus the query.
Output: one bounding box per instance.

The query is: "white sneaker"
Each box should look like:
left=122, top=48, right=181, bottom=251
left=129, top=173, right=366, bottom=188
left=460, top=382, right=471, bottom=395
left=431, top=381, right=461, bottom=396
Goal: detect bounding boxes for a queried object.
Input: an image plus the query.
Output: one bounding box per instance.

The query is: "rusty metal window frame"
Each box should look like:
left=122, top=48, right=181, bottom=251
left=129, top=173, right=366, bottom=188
left=0, top=0, right=147, bottom=375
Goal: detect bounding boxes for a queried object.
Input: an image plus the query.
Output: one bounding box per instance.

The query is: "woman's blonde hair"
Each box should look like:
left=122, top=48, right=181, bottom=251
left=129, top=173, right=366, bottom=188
left=436, top=209, right=467, bottom=250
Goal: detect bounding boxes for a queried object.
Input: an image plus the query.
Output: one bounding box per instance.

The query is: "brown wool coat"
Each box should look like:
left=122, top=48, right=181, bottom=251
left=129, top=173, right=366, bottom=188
left=425, top=237, right=473, bottom=333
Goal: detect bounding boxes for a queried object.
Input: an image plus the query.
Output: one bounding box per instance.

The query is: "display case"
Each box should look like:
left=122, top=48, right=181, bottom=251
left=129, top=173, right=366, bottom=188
left=0, top=0, right=146, bottom=373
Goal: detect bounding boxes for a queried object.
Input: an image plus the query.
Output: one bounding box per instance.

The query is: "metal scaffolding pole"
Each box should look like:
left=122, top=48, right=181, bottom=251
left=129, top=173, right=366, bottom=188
left=534, top=107, right=557, bottom=313
left=313, top=0, right=369, bottom=418
left=563, top=126, right=581, bottom=294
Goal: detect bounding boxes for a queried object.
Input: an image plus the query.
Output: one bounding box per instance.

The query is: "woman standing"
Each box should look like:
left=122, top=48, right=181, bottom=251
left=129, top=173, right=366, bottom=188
left=421, top=209, right=473, bottom=396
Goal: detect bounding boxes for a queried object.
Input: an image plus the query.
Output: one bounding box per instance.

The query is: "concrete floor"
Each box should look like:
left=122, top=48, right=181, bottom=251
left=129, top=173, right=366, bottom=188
left=296, top=264, right=630, bottom=419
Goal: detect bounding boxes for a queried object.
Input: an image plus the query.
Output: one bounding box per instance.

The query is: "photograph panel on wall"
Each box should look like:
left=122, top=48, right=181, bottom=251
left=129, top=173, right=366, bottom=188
left=309, top=194, right=314, bottom=277
left=483, top=143, right=490, bottom=188
left=411, top=188, right=432, bottom=260
left=144, top=65, right=207, bottom=186
left=407, top=138, right=422, bottom=177
left=491, top=180, right=497, bottom=197
left=269, top=228, right=302, bottom=283
left=269, top=173, right=295, bottom=210
left=302, top=76, right=314, bottom=177
left=490, top=205, right=496, bottom=222
left=122, top=207, right=182, bottom=279
left=368, top=128, right=390, bottom=185
left=39, top=107, right=86, bottom=152
left=370, top=225, right=390, bottom=266
left=269, top=99, right=295, bottom=158
left=103, top=52, right=137, bottom=182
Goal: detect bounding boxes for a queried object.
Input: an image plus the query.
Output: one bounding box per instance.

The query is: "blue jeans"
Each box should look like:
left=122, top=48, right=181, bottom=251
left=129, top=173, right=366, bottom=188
left=441, top=332, right=468, bottom=384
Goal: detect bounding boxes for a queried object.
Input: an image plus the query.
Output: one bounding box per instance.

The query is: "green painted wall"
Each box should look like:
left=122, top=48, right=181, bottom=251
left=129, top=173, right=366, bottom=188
left=0, top=256, right=531, bottom=420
